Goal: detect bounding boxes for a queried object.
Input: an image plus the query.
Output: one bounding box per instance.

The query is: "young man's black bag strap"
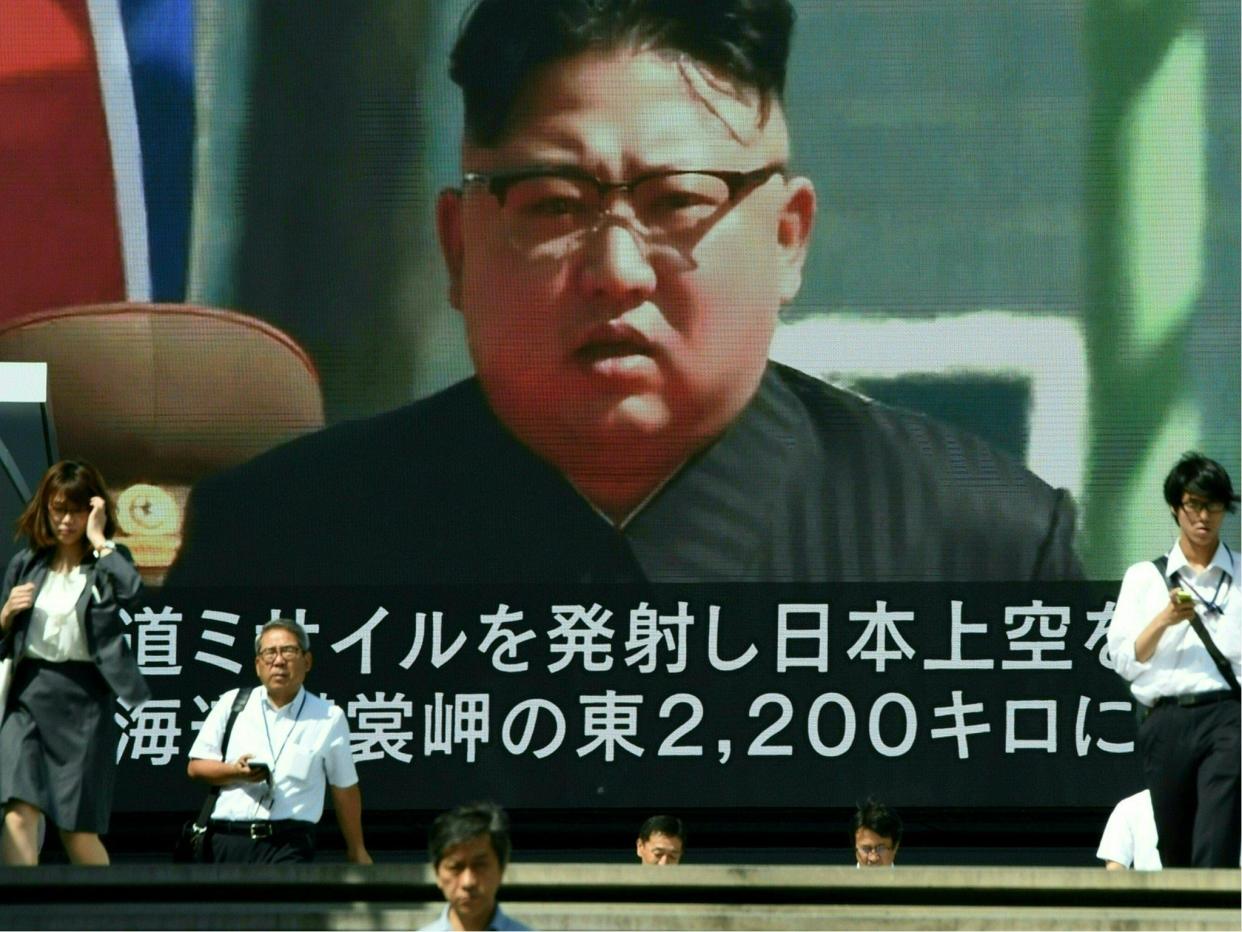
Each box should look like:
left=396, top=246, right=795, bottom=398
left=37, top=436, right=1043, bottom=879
left=1152, top=556, right=1241, bottom=697
left=174, top=686, right=254, bottom=861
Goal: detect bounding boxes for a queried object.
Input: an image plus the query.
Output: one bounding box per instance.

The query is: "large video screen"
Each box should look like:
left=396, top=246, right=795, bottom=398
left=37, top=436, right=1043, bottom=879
left=1, top=1, right=1237, bottom=816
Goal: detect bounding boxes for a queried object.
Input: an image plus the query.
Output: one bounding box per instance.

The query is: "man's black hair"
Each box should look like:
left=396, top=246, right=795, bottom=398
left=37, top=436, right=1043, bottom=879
left=851, top=798, right=903, bottom=846
left=450, top=0, right=796, bottom=146
left=428, top=801, right=512, bottom=869
left=638, top=813, right=686, bottom=843
left=1163, top=451, right=1240, bottom=519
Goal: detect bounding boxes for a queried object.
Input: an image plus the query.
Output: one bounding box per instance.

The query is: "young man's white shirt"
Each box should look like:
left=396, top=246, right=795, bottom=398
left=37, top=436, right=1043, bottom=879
left=1107, top=541, right=1239, bottom=706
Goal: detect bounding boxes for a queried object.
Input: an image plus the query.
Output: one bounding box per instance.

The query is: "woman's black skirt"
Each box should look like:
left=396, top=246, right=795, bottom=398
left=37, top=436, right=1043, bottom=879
left=0, top=658, right=118, bottom=833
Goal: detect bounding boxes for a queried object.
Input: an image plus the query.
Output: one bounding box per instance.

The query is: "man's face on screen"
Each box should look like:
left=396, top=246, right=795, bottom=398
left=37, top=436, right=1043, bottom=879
left=439, top=48, right=814, bottom=478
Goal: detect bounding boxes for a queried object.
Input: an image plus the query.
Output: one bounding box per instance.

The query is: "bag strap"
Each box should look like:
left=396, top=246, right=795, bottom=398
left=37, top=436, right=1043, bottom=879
left=1152, top=556, right=1241, bottom=698
left=193, top=687, right=255, bottom=828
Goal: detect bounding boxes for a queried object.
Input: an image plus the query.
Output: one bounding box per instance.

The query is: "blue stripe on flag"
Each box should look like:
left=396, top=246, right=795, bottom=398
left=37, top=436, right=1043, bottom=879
left=119, top=0, right=194, bottom=302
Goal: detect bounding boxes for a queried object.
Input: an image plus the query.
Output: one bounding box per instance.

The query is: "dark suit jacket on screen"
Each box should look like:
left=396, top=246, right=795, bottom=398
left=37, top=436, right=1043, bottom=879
left=165, top=363, right=1082, bottom=587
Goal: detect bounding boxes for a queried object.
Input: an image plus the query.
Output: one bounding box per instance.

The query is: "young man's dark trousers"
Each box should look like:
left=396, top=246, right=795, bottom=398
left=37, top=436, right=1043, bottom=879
left=1138, top=695, right=1240, bottom=867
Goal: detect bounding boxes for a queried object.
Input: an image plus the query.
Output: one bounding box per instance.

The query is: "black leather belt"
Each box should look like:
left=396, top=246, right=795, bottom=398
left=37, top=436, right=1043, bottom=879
left=1153, top=689, right=1238, bottom=709
left=209, top=819, right=313, bottom=840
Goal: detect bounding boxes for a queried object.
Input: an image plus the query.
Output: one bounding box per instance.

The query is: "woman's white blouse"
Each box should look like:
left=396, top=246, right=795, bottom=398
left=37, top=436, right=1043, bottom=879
left=25, top=566, right=91, bottom=662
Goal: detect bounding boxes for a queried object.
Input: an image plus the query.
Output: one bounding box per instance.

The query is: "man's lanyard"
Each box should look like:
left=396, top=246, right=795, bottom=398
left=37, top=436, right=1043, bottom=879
left=1175, top=543, right=1234, bottom=615
left=258, top=691, right=307, bottom=809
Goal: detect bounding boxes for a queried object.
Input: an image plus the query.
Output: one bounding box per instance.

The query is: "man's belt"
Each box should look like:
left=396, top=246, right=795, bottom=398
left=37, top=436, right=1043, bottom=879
left=1152, top=689, right=1238, bottom=710
left=209, top=819, right=314, bottom=840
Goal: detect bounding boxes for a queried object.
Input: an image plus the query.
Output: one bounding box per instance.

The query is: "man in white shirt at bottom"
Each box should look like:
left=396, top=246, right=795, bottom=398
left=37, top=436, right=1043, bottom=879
left=421, top=802, right=530, bottom=932
left=1097, top=789, right=1162, bottom=871
left=186, top=618, right=371, bottom=864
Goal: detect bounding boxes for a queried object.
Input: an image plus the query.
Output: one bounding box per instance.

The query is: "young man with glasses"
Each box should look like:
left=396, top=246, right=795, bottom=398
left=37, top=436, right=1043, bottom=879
left=186, top=619, right=372, bottom=863
left=1107, top=452, right=1240, bottom=867
left=852, top=799, right=901, bottom=868
left=167, top=0, right=1081, bottom=587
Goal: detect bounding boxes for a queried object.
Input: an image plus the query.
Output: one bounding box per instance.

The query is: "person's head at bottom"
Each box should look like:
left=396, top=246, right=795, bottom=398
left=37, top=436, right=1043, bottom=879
left=636, top=814, right=686, bottom=865
left=428, top=802, right=517, bottom=931
left=853, top=799, right=902, bottom=867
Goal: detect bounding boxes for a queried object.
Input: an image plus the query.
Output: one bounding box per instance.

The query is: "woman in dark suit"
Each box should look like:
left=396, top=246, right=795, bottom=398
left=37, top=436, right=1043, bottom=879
left=0, top=460, right=150, bottom=865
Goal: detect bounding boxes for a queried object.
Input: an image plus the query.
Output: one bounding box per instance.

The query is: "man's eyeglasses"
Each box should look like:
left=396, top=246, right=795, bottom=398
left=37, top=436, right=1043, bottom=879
left=856, top=844, right=891, bottom=858
left=257, top=645, right=304, bottom=663
left=461, top=163, right=785, bottom=257
left=1180, top=498, right=1226, bottom=516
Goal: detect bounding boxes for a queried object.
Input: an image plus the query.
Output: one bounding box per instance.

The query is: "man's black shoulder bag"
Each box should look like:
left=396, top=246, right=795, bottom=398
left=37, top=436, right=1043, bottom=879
left=172, top=687, right=254, bottom=863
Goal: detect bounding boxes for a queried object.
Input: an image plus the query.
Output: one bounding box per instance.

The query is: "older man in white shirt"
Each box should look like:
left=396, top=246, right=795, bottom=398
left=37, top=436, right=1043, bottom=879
left=186, top=618, right=371, bottom=864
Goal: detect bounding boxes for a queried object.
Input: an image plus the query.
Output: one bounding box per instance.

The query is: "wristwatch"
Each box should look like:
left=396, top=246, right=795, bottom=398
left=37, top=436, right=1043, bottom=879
left=93, top=540, right=117, bottom=558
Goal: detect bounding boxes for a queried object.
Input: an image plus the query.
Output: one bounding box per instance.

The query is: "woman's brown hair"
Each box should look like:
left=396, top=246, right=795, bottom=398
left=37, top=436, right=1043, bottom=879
left=14, top=459, right=118, bottom=551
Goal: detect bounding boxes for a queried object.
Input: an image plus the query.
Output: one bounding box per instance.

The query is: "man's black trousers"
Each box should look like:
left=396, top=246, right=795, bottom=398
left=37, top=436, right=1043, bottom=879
left=1138, top=696, right=1239, bottom=867
left=206, top=821, right=316, bottom=864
